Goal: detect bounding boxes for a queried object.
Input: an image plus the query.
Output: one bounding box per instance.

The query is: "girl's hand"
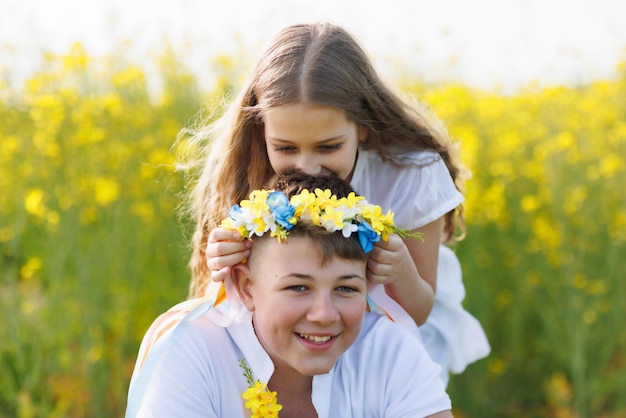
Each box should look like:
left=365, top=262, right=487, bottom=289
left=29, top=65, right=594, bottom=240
left=366, top=234, right=412, bottom=286
left=206, top=228, right=252, bottom=282
left=368, top=219, right=441, bottom=325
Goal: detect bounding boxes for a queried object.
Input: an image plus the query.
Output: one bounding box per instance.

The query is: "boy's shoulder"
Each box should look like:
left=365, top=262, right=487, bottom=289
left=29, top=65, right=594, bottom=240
left=330, top=313, right=450, bottom=415
left=348, top=312, right=425, bottom=361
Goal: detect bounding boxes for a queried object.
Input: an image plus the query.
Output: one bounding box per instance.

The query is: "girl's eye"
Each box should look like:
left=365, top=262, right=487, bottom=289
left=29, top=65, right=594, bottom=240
left=287, top=285, right=307, bottom=292
left=318, top=143, right=342, bottom=153
left=273, top=146, right=297, bottom=153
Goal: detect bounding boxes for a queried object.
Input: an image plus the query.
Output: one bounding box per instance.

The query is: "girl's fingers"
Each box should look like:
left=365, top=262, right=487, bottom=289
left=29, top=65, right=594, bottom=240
left=206, top=228, right=253, bottom=281
left=209, top=249, right=251, bottom=271
left=210, top=267, right=231, bottom=283
left=206, top=239, right=252, bottom=258
left=367, top=246, right=394, bottom=266
left=366, top=269, right=392, bottom=286
left=208, top=227, right=243, bottom=243
left=367, top=259, right=389, bottom=277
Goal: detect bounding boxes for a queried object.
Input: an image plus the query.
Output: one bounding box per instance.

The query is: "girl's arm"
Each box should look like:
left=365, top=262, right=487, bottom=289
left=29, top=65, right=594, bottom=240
left=367, top=217, right=442, bottom=325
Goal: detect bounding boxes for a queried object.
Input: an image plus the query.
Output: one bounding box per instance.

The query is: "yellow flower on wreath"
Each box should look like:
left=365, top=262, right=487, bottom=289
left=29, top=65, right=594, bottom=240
left=360, top=204, right=395, bottom=239
left=220, top=187, right=423, bottom=252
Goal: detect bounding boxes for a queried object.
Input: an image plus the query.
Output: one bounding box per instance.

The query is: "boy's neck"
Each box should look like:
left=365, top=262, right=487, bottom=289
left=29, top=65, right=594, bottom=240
left=269, top=372, right=316, bottom=418
left=268, top=365, right=312, bottom=394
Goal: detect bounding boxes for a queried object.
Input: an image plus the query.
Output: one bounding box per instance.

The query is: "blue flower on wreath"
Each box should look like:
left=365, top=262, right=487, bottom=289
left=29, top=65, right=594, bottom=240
left=357, top=220, right=381, bottom=254
left=229, top=204, right=243, bottom=220
left=266, top=191, right=296, bottom=230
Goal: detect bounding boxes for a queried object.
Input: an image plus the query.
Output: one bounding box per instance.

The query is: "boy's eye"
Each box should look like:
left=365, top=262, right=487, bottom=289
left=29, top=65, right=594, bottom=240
left=337, top=286, right=359, bottom=293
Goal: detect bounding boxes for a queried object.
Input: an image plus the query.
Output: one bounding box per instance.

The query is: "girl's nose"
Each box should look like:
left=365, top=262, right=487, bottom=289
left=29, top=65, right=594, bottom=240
left=295, top=155, right=322, bottom=176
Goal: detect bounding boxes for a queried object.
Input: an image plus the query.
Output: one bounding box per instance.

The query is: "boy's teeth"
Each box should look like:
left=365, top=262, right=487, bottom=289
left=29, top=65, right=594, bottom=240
left=298, top=333, right=331, bottom=343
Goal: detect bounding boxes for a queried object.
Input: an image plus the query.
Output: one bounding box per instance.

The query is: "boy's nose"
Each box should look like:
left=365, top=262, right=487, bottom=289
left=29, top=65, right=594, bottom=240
left=307, top=294, right=340, bottom=324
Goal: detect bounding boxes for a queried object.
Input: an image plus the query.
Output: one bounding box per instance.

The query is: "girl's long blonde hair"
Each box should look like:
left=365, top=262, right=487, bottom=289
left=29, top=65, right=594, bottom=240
left=181, top=22, right=469, bottom=297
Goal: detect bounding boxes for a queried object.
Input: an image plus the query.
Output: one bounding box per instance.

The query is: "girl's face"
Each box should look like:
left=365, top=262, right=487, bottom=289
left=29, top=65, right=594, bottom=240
left=263, top=103, right=362, bottom=181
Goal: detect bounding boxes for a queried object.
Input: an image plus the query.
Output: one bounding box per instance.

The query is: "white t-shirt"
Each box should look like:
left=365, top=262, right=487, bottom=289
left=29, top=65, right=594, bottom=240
left=129, top=308, right=451, bottom=418
left=350, top=148, right=463, bottom=229
left=351, top=148, right=490, bottom=383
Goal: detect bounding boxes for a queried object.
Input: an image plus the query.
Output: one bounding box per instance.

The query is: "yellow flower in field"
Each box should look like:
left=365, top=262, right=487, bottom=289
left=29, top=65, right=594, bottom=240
left=45, top=211, right=60, bottom=232
left=531, top=215, right=561, bottom=251
left=599, top=154, right=623, bottom=178
left=494, top=289, right=514, bottom=310
left=20, top=257, right=42, bottom=280
left=29, top=94, right=65, bottom=128
left=572, top=273, right=587, bottom=289
left=62, top=42, right=89, bottom=71
left=22, top=188, right=59, bottom=229
left=563, top=186, right=587, bottom=217
left=101, top=92, right=124, bottom=118
left=555, top=131, right=575, bottom=151
left=0, top=135, right=19, bottom=162
left=587, top=280, right=607, bottom=295
left=27, top=93, right=65, bottom=158
left=520, top=195, right=540, bottom=213
left=583, top=310, right=598, bottom=325
left=0, top=226, right=13, bottom=243
left=488, top=358, right=507, bottom=375
left=24, top=189, right=46, bottom=217
left=609, top=211, right=626, bottom=242
left=94, top=178, right=119, bottom=206
left=112, top=65, right=146, bottom=88
left=479, top=181, right=508, bottom=227
left=87, top=345, right=104, bottom=363
left=451, top=125, right=479, bottom=171
left=131, top=201, right=155, bottom=224
left=80, top=207, right=99, bottom=225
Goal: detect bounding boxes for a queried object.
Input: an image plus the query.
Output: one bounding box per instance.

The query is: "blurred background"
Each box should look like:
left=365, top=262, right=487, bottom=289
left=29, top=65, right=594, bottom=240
left=1, top=0, right=625, bottom=417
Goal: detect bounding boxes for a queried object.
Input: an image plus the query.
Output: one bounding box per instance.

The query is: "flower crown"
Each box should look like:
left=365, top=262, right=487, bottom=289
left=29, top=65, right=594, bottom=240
left=219, top=188, right=422, bottom=253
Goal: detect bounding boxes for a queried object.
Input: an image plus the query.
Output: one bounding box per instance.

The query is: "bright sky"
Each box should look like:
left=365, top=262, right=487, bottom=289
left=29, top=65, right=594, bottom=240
left=1, top=0, right=625, bottom=92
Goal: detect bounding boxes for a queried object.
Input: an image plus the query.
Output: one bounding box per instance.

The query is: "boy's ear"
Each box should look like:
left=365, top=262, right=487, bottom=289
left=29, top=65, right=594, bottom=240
left=231, top=264, right=255, bottom=312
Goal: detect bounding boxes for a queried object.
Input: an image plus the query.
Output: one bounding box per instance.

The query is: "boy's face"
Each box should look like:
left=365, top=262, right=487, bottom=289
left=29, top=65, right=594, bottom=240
left=233, top=235, right=367, bottom=377
left=263, top=103, right=363, bottom=182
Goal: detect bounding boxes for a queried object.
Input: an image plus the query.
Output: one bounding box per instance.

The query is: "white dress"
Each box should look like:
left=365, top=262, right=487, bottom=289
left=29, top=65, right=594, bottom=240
left=126, top=296, right=452, bottom=417
left=350, top=148, right=491, bottom=385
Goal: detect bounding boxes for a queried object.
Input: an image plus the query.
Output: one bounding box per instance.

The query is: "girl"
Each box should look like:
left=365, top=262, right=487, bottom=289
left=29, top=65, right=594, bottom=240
left=182, top=22, right=489, bottom=385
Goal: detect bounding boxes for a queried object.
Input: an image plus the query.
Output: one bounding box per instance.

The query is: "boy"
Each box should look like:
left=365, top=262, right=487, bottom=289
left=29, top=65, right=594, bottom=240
left=126, top=171, right=453, bottom=417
